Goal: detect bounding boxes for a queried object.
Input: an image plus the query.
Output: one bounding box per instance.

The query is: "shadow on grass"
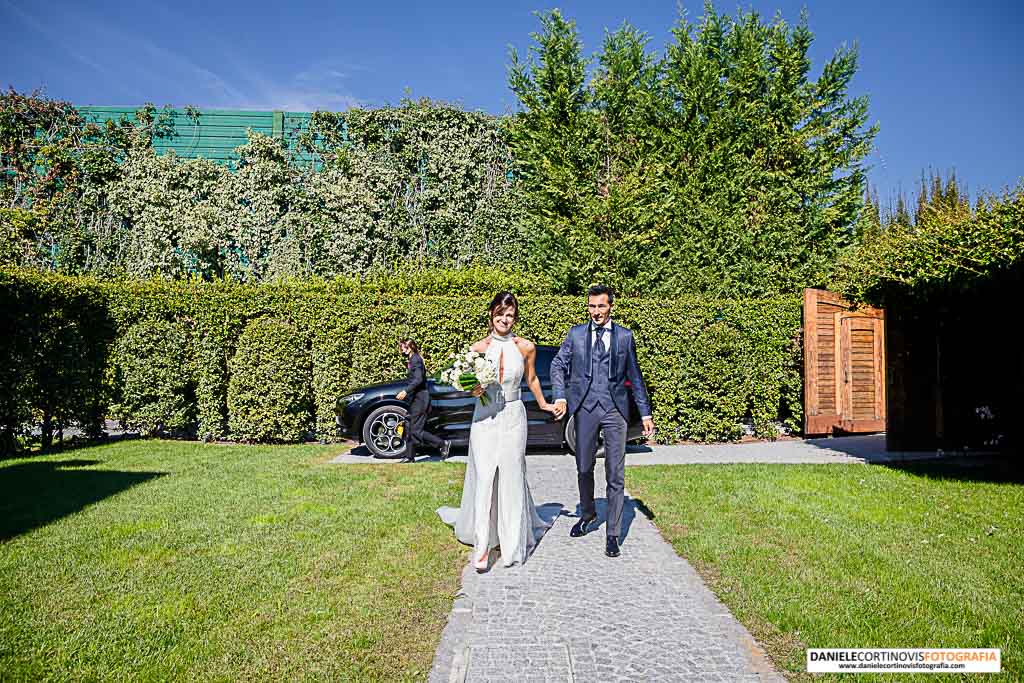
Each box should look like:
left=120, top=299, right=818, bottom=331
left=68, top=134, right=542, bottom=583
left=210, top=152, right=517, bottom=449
left=0, top=459, right=165, bottom=541
left=2, top=431, right=142, bottom=461
left=883, top=455, right=1023, bottom=485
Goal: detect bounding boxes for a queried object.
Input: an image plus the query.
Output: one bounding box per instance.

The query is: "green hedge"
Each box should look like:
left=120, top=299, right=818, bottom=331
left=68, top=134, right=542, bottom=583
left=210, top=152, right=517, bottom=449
left=228, top=317, right=312, bottom=442
left=111, top=320, right=196, bottom=436
left=834, top=187, right=1024, bottom=305
left=0, top=268, right=803, bottom=451
left=0, top=271, right=111, bottom=451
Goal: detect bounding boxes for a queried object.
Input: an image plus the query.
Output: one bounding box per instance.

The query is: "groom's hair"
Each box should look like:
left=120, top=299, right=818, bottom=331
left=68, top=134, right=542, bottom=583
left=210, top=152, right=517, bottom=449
left=587, top=284, right=615, bottom=304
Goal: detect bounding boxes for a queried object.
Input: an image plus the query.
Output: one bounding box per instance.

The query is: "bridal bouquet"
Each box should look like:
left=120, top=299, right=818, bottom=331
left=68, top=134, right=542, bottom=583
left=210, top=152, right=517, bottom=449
left=438, top=348, right=498, bottom=405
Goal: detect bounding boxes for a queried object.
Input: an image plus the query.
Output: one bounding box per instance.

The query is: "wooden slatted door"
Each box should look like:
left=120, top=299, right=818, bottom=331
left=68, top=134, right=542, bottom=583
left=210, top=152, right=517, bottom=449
left=804, top=289, right=886, bottom=435
left=838, top=312, right=886, bottom=432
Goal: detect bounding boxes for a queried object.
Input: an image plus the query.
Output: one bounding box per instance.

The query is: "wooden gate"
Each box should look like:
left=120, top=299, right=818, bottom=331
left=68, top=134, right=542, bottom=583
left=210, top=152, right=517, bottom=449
left=804, top=289, right=886, bottom=435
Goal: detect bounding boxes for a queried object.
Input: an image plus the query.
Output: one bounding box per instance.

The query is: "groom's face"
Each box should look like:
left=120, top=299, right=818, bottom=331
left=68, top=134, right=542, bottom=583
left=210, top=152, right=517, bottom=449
left=587, top=294, right=612, bottom=327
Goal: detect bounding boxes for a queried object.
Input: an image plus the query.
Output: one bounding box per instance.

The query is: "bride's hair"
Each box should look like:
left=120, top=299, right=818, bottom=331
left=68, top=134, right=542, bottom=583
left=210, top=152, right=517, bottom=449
left=487, top=291, right=519, bottom=332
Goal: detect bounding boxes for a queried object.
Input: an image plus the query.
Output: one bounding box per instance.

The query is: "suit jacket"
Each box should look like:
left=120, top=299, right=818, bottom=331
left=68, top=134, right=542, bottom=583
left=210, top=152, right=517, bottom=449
left=402, top=353, right=429, bottom=397
left=550, top=322, right=652, bottom=419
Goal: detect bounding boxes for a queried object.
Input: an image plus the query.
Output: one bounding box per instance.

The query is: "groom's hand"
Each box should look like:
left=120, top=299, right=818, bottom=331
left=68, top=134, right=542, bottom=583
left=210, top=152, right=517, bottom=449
left=642, top=416, right=655, bottom=438
left=552, top=399, right=567, bottom=420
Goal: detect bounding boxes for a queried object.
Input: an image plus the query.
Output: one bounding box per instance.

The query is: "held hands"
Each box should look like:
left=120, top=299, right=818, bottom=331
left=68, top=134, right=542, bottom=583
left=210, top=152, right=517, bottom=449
left=396, top=390, right=407, bottom=401
left=551, top=400, right=567, bottom=421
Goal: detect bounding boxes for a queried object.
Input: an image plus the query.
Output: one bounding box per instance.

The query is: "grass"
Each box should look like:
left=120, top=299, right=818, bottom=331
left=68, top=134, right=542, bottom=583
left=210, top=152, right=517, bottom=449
left=0, top=439, right=467, bottom=681
left=627, top=461, right=1023, bottom=681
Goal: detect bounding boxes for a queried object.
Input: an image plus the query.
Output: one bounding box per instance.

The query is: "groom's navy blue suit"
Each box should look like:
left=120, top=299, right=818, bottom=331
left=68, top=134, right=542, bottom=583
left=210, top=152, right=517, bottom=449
left=550, top=322, right=651, bottom=539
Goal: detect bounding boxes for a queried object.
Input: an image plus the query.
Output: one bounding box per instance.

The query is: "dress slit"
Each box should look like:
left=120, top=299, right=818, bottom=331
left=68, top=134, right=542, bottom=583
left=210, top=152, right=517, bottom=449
left=436, top=335, right=551, bottom=567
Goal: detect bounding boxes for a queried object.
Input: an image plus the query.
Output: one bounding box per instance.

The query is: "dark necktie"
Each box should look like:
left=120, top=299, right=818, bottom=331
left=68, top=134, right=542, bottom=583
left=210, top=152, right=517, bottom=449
left=594, top=326, right=607, bottom=358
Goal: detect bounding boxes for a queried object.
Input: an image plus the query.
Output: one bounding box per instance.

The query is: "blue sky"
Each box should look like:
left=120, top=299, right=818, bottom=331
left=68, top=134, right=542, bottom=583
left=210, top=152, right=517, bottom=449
left=2, top=0, right=1022, bottom=205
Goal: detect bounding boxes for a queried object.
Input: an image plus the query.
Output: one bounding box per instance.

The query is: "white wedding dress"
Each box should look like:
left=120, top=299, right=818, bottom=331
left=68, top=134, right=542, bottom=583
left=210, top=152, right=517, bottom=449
left=437, top=333, right=551, bottom=567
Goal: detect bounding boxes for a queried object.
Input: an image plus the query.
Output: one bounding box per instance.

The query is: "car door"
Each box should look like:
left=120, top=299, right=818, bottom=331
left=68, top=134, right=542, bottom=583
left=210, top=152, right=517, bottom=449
left=426, top=381, right=476, bottom=443
left=523, top=345, right=564, bottom=445
left=425, top=344, right=565, bottom=448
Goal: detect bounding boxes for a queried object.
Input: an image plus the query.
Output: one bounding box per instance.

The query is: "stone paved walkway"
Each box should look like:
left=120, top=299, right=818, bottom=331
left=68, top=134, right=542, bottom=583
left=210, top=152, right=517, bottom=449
left=426, top=456, right=786, bottom=683
left=331, top=436, right=910, bottom=681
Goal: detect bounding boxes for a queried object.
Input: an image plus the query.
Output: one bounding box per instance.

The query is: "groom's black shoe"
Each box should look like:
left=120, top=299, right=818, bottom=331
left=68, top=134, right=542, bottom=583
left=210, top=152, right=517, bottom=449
left=569, top=514, right=597, bottom=538
left=605, top=536, right=621, bottom=558
left=439, top=440, right=452, bottom=460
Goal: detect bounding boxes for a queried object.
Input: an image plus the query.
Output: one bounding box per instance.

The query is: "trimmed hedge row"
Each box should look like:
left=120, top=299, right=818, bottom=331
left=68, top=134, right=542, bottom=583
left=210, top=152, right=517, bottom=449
left=228, top=318, right=312, bottom=442
left=111, top=320, right=195, bottom=435
left=0, top=271, right=111, bottom=451
left=0, top=268, right=803, bottom=450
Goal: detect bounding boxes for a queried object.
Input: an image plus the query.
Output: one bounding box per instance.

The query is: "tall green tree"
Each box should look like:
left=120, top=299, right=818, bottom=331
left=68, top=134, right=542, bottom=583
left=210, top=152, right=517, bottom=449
left=507, top=10, right=602, bottom=290
left=508, top=5, right=877, bottom=296
left=855, top=188, right=882, bottom=241
left=508, top=12, right=673, bottom=293
left=588, top=22, right=674, bottom=292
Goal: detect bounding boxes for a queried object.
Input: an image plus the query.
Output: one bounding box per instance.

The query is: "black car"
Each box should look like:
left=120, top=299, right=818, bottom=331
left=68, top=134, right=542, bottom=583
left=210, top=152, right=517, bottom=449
left=335, top=344, right=645, bottom=458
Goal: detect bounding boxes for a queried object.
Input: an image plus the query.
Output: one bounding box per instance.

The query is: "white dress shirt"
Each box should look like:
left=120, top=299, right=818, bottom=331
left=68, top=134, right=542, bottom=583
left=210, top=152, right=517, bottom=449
left=590, top=320, right=613, bottom=352
left=556, top=320, right=651, bottom=421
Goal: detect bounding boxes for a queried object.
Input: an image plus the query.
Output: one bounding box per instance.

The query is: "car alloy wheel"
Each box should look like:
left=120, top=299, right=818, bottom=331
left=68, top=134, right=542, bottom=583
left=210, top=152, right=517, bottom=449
left=362, top=405, right=409, bottom=458
left=563, top=413, right=606, bottom=458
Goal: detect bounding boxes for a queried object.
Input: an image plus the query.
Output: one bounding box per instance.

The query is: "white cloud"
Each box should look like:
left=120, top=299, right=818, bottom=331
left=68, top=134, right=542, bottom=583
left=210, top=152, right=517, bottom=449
left=1, top=0, right=123, bottom=90
left=222, top=53, right=366, bottom=111
left=2, top=1, right=364, bottom=112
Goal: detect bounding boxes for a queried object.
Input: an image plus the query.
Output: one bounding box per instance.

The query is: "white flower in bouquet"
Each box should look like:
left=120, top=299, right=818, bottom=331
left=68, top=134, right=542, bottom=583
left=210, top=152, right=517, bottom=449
left=474, top=359, right=497, bottom=387
left=436, top=346, right=497, bottom=405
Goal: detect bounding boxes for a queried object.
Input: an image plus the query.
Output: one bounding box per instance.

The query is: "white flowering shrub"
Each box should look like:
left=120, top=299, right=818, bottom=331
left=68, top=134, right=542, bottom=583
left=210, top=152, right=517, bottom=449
left=2, top=92, right=529, bottom=281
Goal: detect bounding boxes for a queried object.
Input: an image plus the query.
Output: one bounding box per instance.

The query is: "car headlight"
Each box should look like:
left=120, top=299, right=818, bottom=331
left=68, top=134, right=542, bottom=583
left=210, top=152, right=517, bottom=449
left=339, top=393, right=365, bottom=405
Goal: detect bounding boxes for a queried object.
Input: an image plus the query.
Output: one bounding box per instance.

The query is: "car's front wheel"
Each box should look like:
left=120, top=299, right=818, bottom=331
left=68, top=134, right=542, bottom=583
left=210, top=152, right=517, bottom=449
left=563, top=414, right=606, bottom=458
left=361, top=405, right=408, bottom=458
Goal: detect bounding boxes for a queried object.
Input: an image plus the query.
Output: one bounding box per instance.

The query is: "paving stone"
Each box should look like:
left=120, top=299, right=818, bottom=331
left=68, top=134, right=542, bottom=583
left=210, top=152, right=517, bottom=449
left=428, top=457, right=786, bottom=683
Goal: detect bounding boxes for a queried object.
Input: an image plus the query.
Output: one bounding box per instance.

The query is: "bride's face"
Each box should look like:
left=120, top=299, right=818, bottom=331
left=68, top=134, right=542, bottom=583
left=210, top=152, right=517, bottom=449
left=491, top=306, right=516, bottom=336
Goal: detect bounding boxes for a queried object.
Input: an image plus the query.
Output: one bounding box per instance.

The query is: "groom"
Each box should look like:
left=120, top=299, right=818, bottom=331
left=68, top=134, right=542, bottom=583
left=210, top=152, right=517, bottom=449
left=550, top=284, right=655, bottom=558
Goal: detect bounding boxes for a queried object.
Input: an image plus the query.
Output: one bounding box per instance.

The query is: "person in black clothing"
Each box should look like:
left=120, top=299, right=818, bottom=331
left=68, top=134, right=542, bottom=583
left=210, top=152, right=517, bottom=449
left=396, top=339, right=452, bottom=463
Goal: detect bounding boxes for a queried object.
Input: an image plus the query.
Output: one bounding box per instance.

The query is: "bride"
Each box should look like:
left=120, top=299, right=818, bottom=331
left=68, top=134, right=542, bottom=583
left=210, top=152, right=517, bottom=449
left=437, top=291, right=557, bottom=571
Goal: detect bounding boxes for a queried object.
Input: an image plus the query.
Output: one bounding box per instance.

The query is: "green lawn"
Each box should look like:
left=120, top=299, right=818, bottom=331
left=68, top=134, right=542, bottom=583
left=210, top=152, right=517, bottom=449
left=628, top=461, right=1023, bottom=681
left=0, top=440, right=466, bottom=681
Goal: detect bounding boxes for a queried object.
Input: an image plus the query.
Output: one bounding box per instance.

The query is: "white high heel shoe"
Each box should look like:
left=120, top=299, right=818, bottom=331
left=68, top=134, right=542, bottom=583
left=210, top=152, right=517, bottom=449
left=473, top=550, right=489, bottom=571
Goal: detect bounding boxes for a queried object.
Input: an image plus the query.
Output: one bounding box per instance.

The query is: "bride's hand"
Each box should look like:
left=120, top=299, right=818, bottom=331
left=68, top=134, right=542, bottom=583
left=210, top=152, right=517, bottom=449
left=470, top=384, right=485, bottom=398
